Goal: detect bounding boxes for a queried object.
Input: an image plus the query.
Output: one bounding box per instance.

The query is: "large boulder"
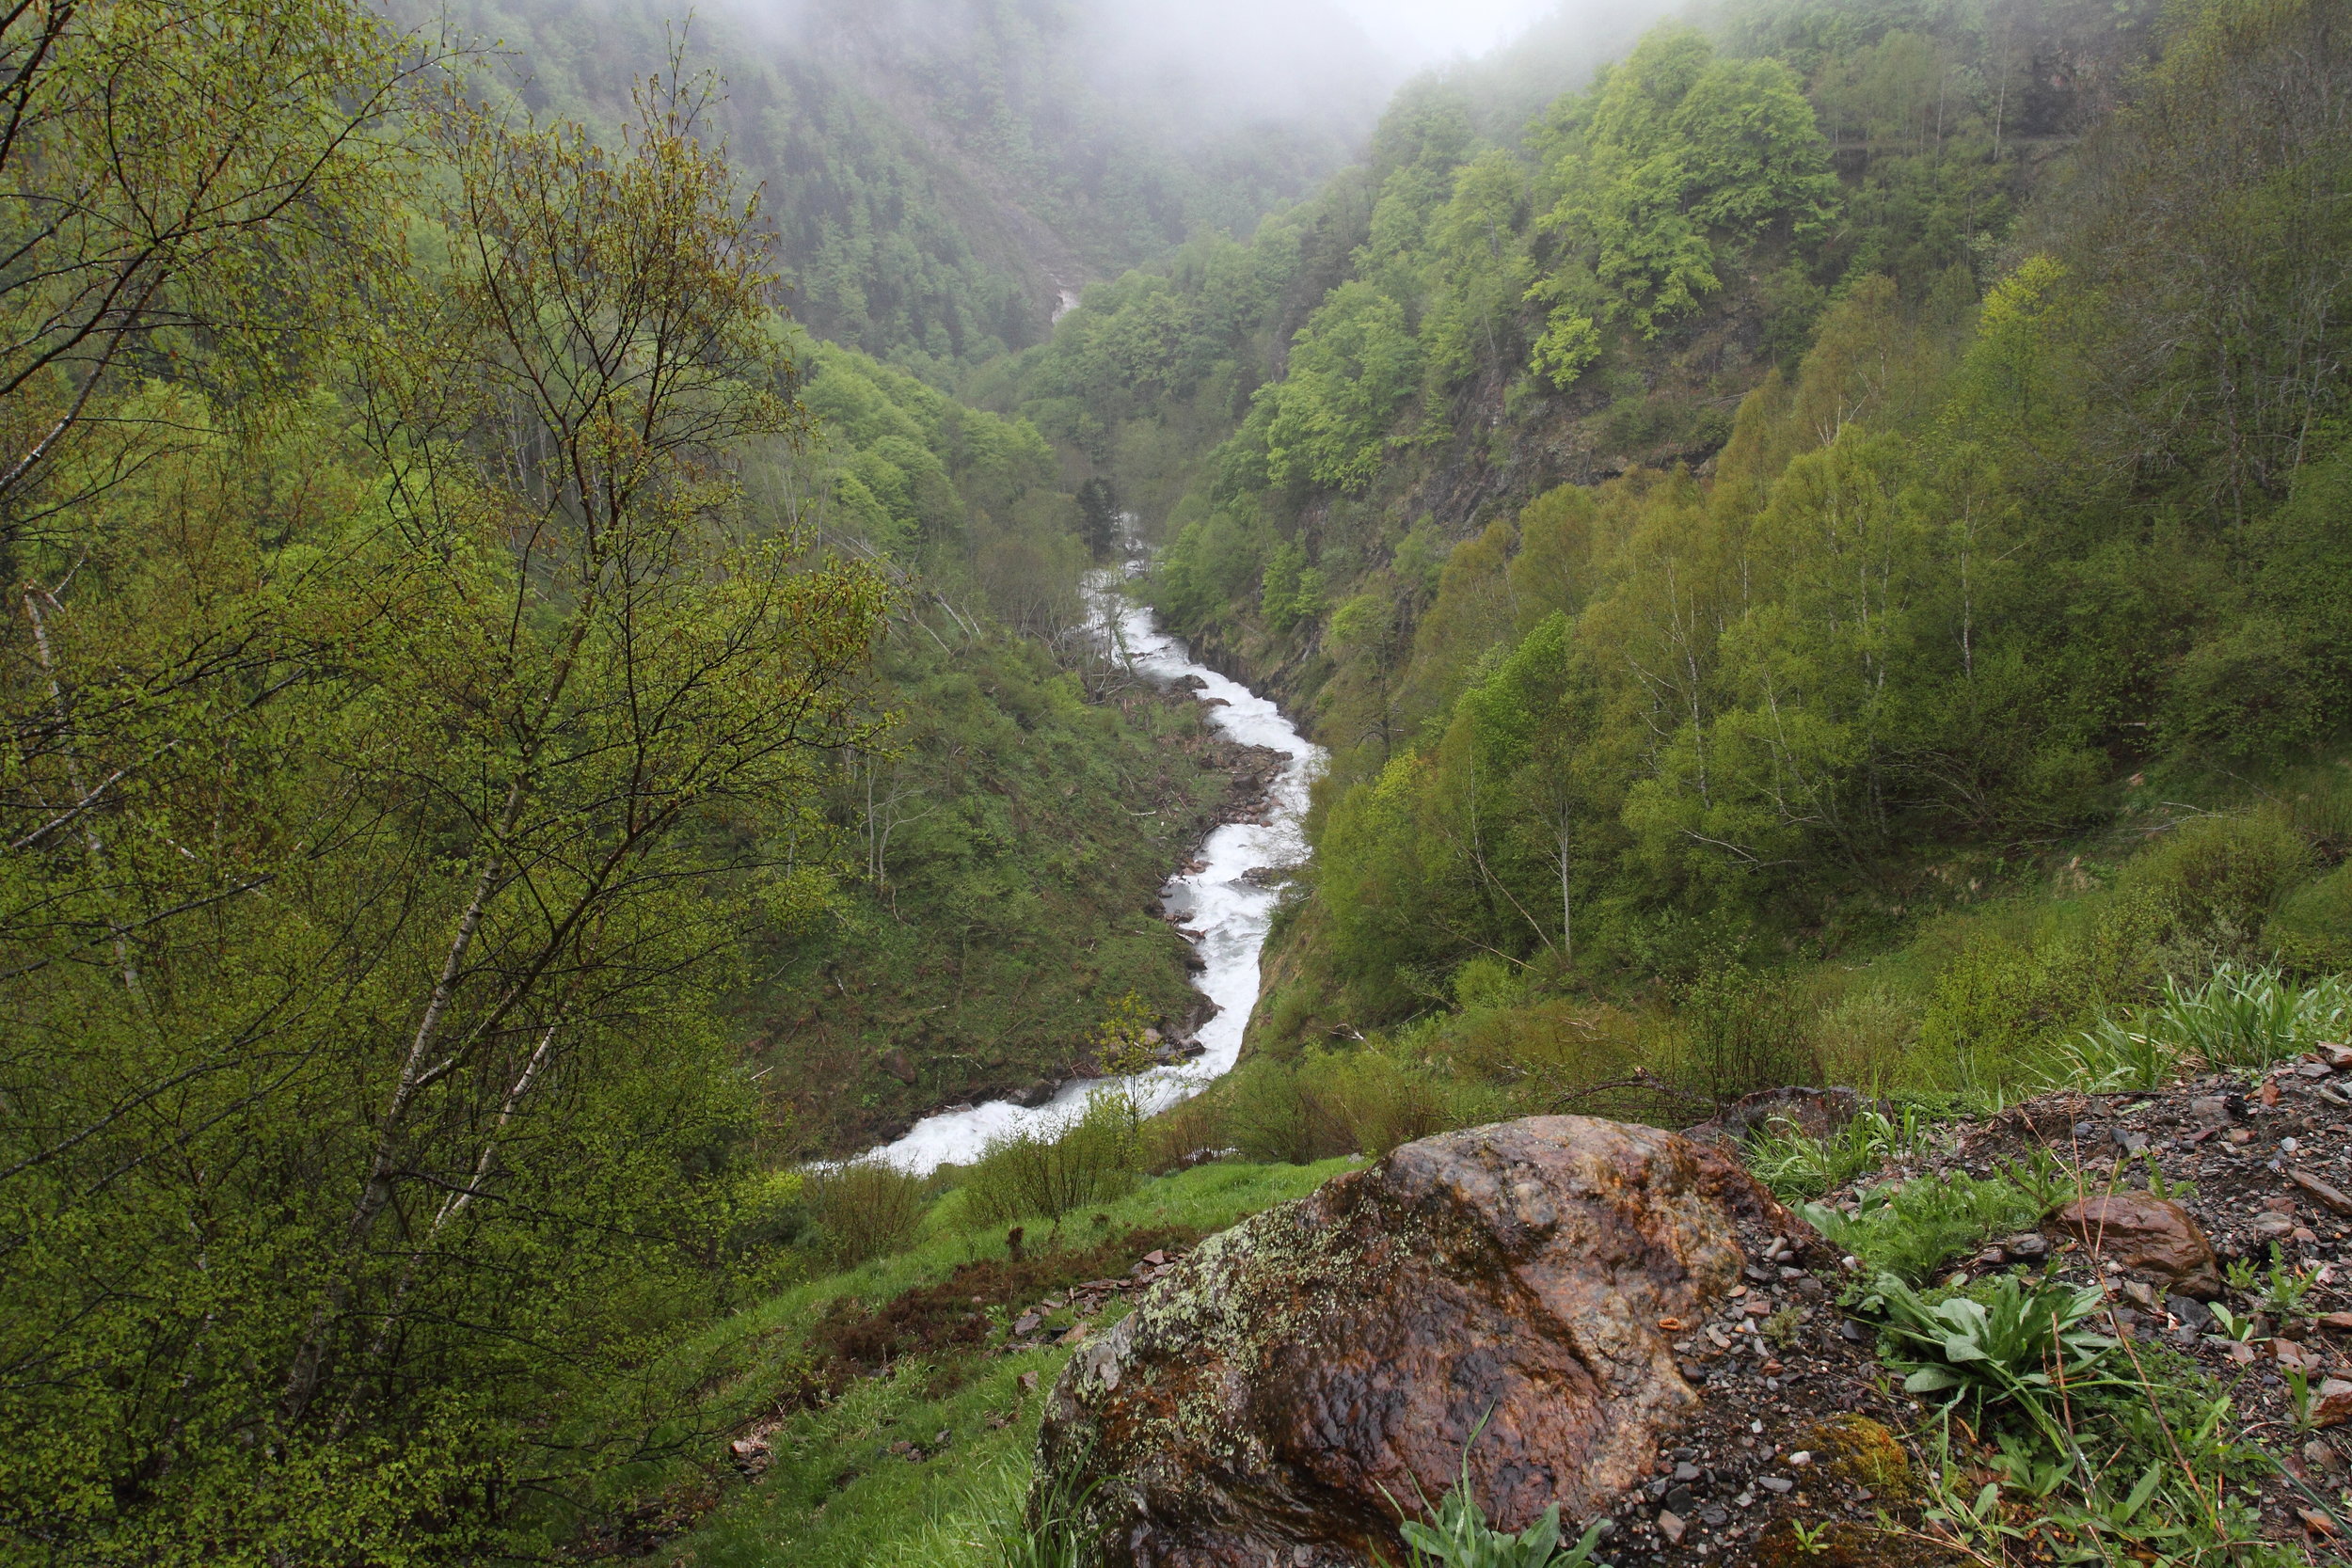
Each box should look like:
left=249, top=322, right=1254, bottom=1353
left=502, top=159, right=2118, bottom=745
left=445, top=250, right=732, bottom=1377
left=1032, top=1116, right=1814, bottom=1566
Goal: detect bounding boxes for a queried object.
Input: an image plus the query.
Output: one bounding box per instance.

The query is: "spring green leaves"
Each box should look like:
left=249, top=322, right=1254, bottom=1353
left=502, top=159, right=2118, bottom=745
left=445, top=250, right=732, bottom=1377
left=1530, top=25, right=1839, bottom=385
left=1874, top=1274, right=2115, bottom=1413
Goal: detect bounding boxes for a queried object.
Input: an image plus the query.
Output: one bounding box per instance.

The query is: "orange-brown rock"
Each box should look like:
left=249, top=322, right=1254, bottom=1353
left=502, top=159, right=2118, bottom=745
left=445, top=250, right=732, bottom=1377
left=2049, top=1193, right=2222, bottom=1299
left=1031, top=1117, right=1810, bottom=1566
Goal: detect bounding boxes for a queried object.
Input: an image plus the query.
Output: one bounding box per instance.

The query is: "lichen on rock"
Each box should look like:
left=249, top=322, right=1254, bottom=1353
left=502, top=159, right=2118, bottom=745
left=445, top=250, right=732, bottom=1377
left=1032, top=1115, right=1815, bottom=1566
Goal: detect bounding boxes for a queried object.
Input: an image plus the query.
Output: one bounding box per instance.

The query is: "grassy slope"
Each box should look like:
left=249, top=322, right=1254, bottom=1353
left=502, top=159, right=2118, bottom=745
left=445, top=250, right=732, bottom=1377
left=670, top=1158, right=1359, bottom=1566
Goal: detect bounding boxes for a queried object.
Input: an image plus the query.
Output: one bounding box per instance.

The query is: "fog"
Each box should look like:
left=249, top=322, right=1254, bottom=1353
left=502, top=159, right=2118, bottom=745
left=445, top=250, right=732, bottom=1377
left=1331, top=0, right=1579, bottom=62
left=714, top=0, right=1681, bottom=148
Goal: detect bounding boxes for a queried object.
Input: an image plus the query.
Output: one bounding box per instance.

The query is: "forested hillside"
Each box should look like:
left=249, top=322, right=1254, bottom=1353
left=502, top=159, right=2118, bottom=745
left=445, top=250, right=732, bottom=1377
left=432, top=0, right=1397, bottom=377
left=0, top=0, right=1253, bottom=1553
left=983, top=0, right=2352, bottom=1104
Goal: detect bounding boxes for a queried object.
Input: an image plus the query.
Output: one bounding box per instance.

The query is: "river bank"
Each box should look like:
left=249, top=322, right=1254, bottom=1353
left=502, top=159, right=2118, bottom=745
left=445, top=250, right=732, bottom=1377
left=867, top=573, right=1326, bottom=1174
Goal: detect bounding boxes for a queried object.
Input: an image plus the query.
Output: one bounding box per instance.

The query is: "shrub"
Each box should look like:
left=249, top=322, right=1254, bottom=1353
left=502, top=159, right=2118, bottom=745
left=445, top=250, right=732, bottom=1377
left=1139, top=1092, right=1230, bottom=1174
left=803, top=1159, right=927, bottom=1264
left=1224, top=1055, right=1355, bottom=1165
left=2270, top=862, right=2352, bottom=974
left=1677, top=963, right=1820, bottom=1107
left=961, top=1090, right=1142, bottom=1235
left=2119, top=811, right=2309, bottom=951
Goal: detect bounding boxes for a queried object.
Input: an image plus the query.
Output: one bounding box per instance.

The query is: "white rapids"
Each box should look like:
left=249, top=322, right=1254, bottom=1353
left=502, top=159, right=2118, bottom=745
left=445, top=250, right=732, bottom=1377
left=864, top=572, right=1324, bottom=1175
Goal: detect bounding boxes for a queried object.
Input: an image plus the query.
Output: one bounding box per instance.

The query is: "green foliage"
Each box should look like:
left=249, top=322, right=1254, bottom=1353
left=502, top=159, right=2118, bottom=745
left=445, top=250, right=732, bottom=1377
left=960, top=1092, right=1145, bottom=1235
left=805, top=1162, right=930, bottom=1266
left=2138, top=966, right=2352, bottom=1073
left=1254, top=282, right=1423, bottom=493
left=1529, top=24, right=1840, bottom=379
left=1802, top=1170, right=2043, bottom=1283
left=1873, top=1274, right=2115, bottom=1418
left=1741, top=1106, right=1926, bottom=1203
left=1393, top=1452, right=1611, bottom=1568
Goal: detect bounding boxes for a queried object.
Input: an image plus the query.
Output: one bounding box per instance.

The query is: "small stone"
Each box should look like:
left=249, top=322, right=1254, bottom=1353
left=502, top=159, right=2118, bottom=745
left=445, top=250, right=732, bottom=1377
left=1665, top=1484, right=1695, bottom=1513
left=1759, top=1476, right=1793, bottom=1494
left=2001, top=1231, right=2050, bottom=1261
left=1674, top=1463, right=1703, bottom=1482
left=1788, top=1451, right=1812, bottom=1466
left=2312, top=1378, right=2352, bottom=1429
left=2232, top=1127, right=2258, bottom=1144
left=2298, top=1063, right=2334, bottom=1080
left=1699, top=1506, right=1729, bottom=1528
left=2122, top=1280, right=2159, bottom=1311
left=2190, top=1096, right=2233, bottom=1125
left=2253, top=1212, right=2297, bottom=1239
left=2320, top=1042, right=2352, bottom=1069
left=2306, top=1438, right=2344, bottom=1473
left=2297, top=1227, right=2322, bottom=1245
left=1658, top=1510, right=1687, bottom=1545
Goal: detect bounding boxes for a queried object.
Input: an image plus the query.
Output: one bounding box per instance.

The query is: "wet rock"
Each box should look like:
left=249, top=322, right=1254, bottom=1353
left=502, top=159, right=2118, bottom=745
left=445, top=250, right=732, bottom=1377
left=2049, top=1193, right=2222, bottom=1299
left=1033, top=1117, right=1804, bottom=1566
left=1010, top=1080, right=1056, bottom=1108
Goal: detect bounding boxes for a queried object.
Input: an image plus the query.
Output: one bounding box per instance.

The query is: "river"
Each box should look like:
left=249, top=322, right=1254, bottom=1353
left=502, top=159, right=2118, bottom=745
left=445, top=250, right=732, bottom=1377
left=866, top=572, right=1324, bottom=1174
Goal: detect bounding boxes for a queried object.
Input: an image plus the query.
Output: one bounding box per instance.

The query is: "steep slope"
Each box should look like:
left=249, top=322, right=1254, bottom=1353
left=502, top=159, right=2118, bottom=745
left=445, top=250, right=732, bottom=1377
left=435, top=0, right=1398, bottom=377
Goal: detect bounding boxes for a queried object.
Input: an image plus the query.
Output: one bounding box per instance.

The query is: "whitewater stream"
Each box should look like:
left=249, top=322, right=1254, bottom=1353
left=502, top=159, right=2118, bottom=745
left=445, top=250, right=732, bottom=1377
left=866, top=571, right=1324, bottom=1174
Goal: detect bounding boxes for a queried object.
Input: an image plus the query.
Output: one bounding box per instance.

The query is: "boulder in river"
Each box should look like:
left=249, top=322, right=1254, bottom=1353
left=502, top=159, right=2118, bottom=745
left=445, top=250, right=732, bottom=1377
left=1031, top=1116, right=1812, bottom=1566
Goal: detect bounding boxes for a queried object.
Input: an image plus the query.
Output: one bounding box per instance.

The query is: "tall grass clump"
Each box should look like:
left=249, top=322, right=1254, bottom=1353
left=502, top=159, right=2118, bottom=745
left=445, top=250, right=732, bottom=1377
left=2052, top=965, right=2352, bottom=1089
left=803, top=1158, right=929, bottom=1264
left=961, top=1090, right=1142, bottom=1236
left=1743, top=1106, right=1928, bottom=1203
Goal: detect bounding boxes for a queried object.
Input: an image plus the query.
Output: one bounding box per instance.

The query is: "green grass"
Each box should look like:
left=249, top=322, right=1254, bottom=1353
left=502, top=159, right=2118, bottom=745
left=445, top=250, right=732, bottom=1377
left=662, top=1156, right=1361, bottom=1568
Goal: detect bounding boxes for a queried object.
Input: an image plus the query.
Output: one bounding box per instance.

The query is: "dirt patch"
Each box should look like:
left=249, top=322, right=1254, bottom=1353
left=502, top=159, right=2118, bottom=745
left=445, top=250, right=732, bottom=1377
left=809, top=1226, right=1205, bottom=1388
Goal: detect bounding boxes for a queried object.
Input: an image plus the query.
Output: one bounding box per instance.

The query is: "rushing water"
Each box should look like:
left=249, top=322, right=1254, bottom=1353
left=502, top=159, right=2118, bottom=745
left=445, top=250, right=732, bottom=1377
left=866, top=572, right=1325, bottom=1174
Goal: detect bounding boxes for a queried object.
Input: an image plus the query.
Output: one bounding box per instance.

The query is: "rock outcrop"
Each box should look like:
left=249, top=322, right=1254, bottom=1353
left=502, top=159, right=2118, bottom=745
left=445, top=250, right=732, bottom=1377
left=1032, top=1116, right=1813, bottom=1566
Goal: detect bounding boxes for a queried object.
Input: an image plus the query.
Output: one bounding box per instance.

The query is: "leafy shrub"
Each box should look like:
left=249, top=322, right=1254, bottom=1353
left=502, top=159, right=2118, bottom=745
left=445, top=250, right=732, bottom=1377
left=803, top=1159, right=928, bottom=1264
left=1677, top=963, right=1820, bottom=1107
left=2269, top=862, right=2352, bottom=974
left=1808, top=986, right=1921, bottom=1088
left=1139, top=1092, right=1230, bottom=1174
left=2119, top=811, right=2310, bottom=951
left=961, top=1090, right=1142, bottom=1235
left=1800, top=1170, right=2042, bottom=1282
left=1226, top=1049, right=1472, bottom=1165
left=1224, top=1054, right=1357, bottom=1165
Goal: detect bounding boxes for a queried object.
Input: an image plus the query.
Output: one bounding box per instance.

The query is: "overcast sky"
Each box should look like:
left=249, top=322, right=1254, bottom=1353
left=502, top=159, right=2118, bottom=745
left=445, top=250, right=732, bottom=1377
left=1325, top=0, right=1564, bottom=61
